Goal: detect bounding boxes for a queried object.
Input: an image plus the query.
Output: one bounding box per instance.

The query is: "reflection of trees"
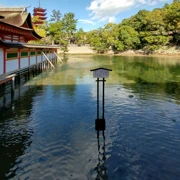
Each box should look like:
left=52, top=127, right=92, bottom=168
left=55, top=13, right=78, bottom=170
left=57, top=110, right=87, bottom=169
left=164, top=82, right=180, bottom=101
left=0, top=86, right=43, bottom=179
left=111, top=57, right=180, bottom=101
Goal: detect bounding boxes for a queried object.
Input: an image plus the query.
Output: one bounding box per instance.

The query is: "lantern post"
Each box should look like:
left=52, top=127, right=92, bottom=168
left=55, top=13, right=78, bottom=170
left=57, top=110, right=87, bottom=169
left=90, top=68, right=112, bottom=135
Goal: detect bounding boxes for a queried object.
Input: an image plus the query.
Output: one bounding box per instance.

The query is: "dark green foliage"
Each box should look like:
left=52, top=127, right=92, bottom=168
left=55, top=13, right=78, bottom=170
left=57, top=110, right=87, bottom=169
left=116, top=25, right=140, bottom=50
left=87, top=28, right=109, bottom=53
left=42, top=1, right=180, bottom=54
left=74, top=28, right=86, bottom=46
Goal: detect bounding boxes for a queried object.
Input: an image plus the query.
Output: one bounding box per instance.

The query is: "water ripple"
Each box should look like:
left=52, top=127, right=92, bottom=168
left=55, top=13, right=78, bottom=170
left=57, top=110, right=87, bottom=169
left=1, top=59, right=180, bottom=179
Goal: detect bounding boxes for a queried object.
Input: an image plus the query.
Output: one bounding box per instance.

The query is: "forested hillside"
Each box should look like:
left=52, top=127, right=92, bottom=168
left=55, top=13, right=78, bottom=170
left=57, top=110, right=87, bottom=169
left=32, top=0, right=180, bottom=54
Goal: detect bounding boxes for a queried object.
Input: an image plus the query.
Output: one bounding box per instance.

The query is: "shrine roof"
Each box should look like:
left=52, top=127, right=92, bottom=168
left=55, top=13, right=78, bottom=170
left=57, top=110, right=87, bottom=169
left=0, top=12, right=30, bottom=27
left=0, top=7, right=42, bottom=40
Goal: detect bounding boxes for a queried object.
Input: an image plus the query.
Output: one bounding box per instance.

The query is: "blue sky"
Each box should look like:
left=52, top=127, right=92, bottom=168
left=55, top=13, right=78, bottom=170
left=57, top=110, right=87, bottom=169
left=0, top=0, right=173, bottom=31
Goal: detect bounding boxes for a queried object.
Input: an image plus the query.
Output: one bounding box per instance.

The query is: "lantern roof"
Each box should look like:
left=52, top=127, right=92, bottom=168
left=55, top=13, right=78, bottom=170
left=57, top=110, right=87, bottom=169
left=90, top=67, right=112, bottom=72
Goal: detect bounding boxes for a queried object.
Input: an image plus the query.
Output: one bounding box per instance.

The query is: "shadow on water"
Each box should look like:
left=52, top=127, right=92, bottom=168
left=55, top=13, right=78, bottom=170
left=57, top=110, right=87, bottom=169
left=0, top=83, right=85, bottom=179
left=0, top=86, right=43, bottom=179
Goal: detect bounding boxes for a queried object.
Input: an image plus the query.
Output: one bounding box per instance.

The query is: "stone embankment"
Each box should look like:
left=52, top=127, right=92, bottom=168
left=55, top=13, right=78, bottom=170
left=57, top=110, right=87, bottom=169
left=58, top=44, right=95, bottom=55
left=58, top=45, right=180, bottom=56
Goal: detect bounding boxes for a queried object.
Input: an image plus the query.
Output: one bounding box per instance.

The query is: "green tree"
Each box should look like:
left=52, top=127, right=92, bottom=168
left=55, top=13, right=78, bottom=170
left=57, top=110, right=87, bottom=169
left=163, top=1, right=180, bottom=44
left=116, top=25, right=140, bottom=51
left=122, top=10, right=150, bottom=31
left=74, top=28, right=86, bottom=46
left=87, top=28, right=109, bottom=53
left=102, top=23, right=119, bottom=48
left=145, top=9, right=165, bottom=33
left=140, top=33, right=169, bottom=52
left=164, top=1, right=180, bottom=31
left=50, top=10, right=61, bottom=22
left=47, top=21, right=62, bottom=44
left=61, top=12, right=77, bottom=45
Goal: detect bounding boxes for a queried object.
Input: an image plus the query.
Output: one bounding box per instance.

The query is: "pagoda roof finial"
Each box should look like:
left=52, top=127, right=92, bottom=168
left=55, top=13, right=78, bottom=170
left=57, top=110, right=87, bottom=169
left=39, top=0, right=40, bottom=7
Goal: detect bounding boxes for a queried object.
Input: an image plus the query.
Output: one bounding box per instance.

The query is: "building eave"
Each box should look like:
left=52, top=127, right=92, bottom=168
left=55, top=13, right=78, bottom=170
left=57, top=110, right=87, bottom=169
left=0, top=40, right=59, bottom=49
left=0, top=10, right=42, bottom=40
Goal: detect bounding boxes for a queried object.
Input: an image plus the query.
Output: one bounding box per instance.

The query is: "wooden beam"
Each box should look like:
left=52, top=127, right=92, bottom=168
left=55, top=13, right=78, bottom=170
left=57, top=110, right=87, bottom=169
left=53, top=51, right=63, bottom=63
left=42, top=52, right=55, bottom=69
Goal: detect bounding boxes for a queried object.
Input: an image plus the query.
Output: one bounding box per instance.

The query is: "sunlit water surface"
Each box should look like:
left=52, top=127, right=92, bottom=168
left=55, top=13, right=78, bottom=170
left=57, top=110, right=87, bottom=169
left=1, top=55, right=180, bottom=179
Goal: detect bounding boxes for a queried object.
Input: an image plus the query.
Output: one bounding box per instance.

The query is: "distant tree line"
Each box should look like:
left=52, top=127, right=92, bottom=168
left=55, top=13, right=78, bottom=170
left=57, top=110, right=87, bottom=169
left=32, top=1, right=180, bottom=54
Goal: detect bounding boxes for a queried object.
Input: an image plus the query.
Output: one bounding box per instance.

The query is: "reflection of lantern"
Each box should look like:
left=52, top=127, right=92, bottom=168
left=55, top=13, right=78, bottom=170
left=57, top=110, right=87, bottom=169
left=33, top=7, right=47, bottom=26
left=90, top=68, right=112, bottom=132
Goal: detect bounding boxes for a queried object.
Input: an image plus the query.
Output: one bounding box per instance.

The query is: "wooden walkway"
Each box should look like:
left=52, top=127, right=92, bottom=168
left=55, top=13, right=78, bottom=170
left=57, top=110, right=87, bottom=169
left=0, top=58, right=58, bottom=107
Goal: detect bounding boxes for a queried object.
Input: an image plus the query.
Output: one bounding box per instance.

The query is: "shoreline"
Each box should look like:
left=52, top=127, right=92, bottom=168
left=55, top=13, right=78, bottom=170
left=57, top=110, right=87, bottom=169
left=58, top=45, right=180, bottom=58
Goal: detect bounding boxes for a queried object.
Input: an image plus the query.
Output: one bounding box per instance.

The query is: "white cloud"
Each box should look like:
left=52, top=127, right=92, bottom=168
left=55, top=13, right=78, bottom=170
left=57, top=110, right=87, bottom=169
left=87, top=0, right=170, bottom=22
left=108, top=16, right=116, bottom=23
left=78, top=19, right=95, bottom=25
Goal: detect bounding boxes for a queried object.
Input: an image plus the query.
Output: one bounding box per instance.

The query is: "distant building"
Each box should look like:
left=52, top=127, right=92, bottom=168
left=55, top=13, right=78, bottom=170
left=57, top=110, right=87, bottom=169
left=33, top=7, right=47, bottom=26
left=0, top=7, right=58, bottom=77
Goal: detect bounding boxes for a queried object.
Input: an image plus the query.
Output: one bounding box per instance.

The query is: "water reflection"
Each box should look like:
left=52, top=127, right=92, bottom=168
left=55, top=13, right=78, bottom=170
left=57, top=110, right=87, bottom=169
left=0, top=86, right=43, bottom=179
left=0, top=55, right=180, bottom=179
left=95, top=132, right=108, bottom=180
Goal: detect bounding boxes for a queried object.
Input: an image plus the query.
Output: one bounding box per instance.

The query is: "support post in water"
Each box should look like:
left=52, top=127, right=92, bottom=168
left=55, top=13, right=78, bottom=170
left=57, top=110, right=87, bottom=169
left=90, top=68, right=112, bottom=134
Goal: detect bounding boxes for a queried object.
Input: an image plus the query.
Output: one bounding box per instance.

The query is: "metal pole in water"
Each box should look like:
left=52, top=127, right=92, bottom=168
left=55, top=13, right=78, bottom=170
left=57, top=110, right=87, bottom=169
left=102, top=78, right=105, bottom=120
left=97, top=78, right=99, bottom=120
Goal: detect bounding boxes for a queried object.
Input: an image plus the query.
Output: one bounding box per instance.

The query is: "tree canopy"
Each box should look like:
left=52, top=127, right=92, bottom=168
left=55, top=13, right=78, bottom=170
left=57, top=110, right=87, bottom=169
left=32, top=1, right=180, bottom=54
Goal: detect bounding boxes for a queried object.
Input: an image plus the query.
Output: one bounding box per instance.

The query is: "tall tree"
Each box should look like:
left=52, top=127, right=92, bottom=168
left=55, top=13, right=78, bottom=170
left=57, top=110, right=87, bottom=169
left=61, top=12, right=77, bottom=44
left=116, top=25, right=140, bottom=51
left=122, top=10, right=150, bottom=32
left=145, top=9, right=165, bottom=32
left=74, top=28, right=86, bottom=46
left=164, top=1, right=180, bottom=31
left=87, top=28, right=109, bottom=53
left=50, top=10, right=62, bottom=22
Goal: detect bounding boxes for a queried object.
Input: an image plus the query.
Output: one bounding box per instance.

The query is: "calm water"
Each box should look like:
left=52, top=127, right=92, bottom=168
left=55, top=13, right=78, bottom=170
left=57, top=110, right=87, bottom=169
left=1, top=55, right=180, bottom=180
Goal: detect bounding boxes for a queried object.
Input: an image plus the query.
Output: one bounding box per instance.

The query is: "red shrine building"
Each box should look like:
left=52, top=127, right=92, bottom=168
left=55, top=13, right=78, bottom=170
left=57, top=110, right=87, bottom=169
left=0, top=7, right=58, bottom=77
left=33, top=7, right=47, bottom=26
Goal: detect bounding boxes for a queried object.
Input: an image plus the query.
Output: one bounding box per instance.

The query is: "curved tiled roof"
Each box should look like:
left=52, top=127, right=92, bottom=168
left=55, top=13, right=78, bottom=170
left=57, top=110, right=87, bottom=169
left=0, top=7, right=42, bottom=40
left=0, top=12, right=29, bottom=27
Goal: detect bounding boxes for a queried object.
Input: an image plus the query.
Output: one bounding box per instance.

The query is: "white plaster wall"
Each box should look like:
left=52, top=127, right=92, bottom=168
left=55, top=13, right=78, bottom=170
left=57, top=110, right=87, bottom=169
left=30, top=56, right=36, bottom=65
left=4, top=39, right=11, bottom=42
left=43, top=54, right=46, bottom=61
left=37, top=55, right=41, bottom=63
left=0, top=48, right=4, bottom=75
left=47, top=53, right=50, bottom=59
left=50, top=53, right=52, bottom=59
left=13, top=40, right=19, bottom=42
left=21, top=58, right=29, bottom=68
left=52, top=53, right=56, bottom=59
left=6, top=59, right=18, bottom=73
